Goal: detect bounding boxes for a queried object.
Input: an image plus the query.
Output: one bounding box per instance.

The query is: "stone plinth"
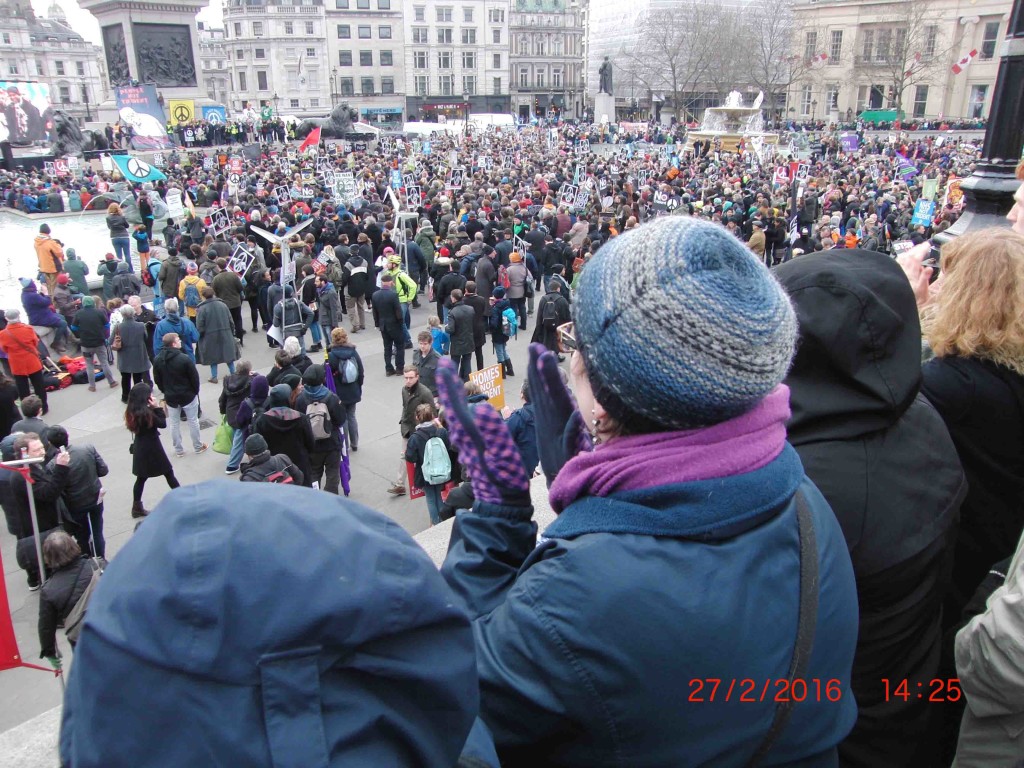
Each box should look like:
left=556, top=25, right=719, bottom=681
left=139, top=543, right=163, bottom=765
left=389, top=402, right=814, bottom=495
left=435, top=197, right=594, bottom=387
left=594, top=93, right=615, bottom=124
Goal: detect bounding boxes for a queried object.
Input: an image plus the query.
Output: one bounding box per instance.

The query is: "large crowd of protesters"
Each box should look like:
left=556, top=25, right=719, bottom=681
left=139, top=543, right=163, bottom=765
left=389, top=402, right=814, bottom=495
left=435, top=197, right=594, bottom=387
left=0, top=113, right=1022, bottom=768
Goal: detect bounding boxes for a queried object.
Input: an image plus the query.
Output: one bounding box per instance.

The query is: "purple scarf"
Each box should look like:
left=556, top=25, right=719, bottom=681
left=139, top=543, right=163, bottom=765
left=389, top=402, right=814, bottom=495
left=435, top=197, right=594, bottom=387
left=549, top=386, right=792, bottom=513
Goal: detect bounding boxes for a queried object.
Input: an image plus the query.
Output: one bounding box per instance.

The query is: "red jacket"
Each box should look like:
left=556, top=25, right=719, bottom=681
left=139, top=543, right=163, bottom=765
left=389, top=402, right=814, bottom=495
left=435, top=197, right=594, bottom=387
left=0, top=322, right=42, bottom=375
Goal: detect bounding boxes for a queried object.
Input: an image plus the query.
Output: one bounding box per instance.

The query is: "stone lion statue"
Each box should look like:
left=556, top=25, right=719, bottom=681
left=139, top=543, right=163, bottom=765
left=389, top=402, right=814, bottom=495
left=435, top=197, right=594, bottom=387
left=50, top=110, right=109, bottom=157
left=294, top=102, right=359, bottom=140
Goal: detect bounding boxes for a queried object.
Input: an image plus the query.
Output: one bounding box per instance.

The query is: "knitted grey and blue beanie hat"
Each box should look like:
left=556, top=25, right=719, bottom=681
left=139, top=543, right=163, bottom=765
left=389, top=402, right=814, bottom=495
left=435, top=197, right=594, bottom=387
left=573, top=216, right=797, bottom=431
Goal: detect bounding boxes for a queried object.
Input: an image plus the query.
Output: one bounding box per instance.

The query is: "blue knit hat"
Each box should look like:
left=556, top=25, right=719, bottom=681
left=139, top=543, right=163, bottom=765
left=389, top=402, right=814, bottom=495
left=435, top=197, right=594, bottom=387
left=573, top=216, right=796, bottom=431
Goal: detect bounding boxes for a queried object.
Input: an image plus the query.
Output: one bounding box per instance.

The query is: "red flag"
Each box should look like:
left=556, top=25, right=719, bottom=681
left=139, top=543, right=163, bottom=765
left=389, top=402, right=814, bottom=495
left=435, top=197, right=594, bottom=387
left=951, top=49, right=978, bottom=74
left=298, top=126, right=321, bottom=152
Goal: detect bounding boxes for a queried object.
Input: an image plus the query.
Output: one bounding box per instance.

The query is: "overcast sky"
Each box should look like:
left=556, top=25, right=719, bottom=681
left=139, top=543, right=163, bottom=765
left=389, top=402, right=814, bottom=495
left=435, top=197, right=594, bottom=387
left=32, top=0, right=225, bottom=46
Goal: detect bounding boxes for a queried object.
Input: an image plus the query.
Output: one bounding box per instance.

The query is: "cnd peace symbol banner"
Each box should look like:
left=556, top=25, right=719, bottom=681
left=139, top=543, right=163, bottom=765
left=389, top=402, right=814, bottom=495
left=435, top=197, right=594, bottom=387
left=111, top=155, right=167, bottom=183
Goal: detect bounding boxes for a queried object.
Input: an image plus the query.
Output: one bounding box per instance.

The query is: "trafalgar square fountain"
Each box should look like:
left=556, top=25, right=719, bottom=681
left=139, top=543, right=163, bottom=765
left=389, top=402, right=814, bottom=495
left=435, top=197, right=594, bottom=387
left=687, top=90, right=779, bottom=154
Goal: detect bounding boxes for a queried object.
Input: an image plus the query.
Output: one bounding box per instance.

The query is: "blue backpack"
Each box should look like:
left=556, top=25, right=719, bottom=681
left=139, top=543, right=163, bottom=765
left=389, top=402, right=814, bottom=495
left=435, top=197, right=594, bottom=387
left=422, top=434, right=452, bottom=486
left=183, top=278, right=201, bottom=310
left=501, top=307, right=518, bottom=338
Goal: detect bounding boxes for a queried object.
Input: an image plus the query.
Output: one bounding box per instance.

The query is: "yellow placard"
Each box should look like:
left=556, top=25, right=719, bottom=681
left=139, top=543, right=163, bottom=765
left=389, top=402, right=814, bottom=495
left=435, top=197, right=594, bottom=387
left=168, top=99, right=195, bottom=124
left=469, top=364, right=505, bottom=411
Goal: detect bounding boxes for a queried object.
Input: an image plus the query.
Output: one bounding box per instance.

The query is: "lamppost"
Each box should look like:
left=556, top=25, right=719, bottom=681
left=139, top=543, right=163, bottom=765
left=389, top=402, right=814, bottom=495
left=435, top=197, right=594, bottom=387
left=811, top=99, right=818, bottom=122
left=273, top=92, right=280, bottom=117
left=330, top=67, right=338, bottom=108
left=463, top=91, right=470, bottom=138
left=935, top=0, right=1024, bottom=243
left=83, top=88, right=91, bottom=122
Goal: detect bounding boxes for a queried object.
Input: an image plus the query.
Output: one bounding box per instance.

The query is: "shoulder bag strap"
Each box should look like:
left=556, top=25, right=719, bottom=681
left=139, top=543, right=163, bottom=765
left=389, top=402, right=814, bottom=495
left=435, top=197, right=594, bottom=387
left=746, top=490, right=819, bottom=768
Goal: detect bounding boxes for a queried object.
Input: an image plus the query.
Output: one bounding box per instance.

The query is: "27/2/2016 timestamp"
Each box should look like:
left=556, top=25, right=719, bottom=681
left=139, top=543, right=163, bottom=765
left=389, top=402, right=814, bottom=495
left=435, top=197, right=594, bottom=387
left=882, top=678, right=962, bottom=702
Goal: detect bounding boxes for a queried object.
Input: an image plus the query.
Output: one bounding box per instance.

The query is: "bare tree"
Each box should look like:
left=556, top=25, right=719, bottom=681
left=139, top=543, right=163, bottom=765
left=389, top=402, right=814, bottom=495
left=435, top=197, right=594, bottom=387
left=616, top=0, right=721, bottom=122
left=704, top=7, right=751, bottom=102
left=852, top=0, right=954, bottom=116
left=742, top=1, right=816, bottom=119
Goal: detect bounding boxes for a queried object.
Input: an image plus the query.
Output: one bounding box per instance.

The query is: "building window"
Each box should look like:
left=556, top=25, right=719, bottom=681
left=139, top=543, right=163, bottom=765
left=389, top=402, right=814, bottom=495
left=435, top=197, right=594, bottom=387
left=381, top=50, right=393, bottom=66
left=414, top=74, right=428, bottom=95
left=493, top=29, right=501, bottom=44
left=462, top=28, right=476, bottom=44
left=378, top=0, right=390, bottom=8
left=339, top=51, right=352, bottom=65
left=536, top=69, right=545, bottom=88
left=74, top=60, right=84, bottom=77
left=553, top=37, right=563, bottom=56
left=804, top=30, right=817, bottom=60
left=981, top=21, right=1000, bottom=59
left=412, top=27, right=428, bottom=44
left=336, top=0, right=348, bottom=7
left=969, top=84, right=988, bottom=117
left=463, top=75, right=476, bottom=94
left=340, top=77, right=354, bottom=96
left=1, top=33, right=10, bottom=44
left=493, top=53, right=501, bottom=68
left=825, top=83, right=839, bottom=110
left=876, top=29, right=891, bottom=61
left=924, top=25, right=937, bottom=57
left=361, top=76, right=374, bottom=93
left=552, top=68, right=562, bottom=88
left=800, top=84, right=812, bottom=116
left=305, top=21, right=314, bottom=35
left=239, top=71, right=247, bottom=90
left=290, top=98, right=299, bottom=108
left=55, top=61, right=64, bottom=75
left=493, top=76, right=501, bottom=95
left=438, top=28, right=453, bottom=44
left=856, top=84, right=869, bottom=112
left=436, top=7, right=452, bottom=22
left=413, top=50, right=427, bottom=68
left=35, top=60, right=44, bottom=75
left=257, top=70, right=268, bottom=90
left=438, top=51, right=452, bottom=69
left=829, top=30, right=842, bottom=63
left=310, top=98, right=319, bottom=107
left=462, top=51, right=475, bottom=68
left=439, top=74, right=453, bottom=95
left=860, top=29, right=873, bottom=61
left=913, top=84, right=928, bottom=117
left=253, top=21, right=263, bottom=36
left=488, top=8, right=504, bottom=23
left=233, top=22, right=241, bottom=37
left=59, top=85, right=70, bottom=103
left=414, top=6, right=424, bottom=21
left=306, top=47, right=317, bottom=57
left=356, top=0, right=369, bottom=8
left=360, top=50, right=372, bottom=66
left=236, top=49, right=245, bottom=60
left=379, top=25, right=391, bottom=39
left=381, top=76, right=394, bottom=94
left=285, top=47, right=296, bottom=59
left=285, top=21, right=293, bottom=34
left=358, top=25, right=371, bottom=38
left=519, top=67, right=528, bottom=88
left=518, top=36, right=528, bottom=55
left=337, top=24, right=350, bottom=38
left=463, top=7, right=473, bottom=22
left=255, top=48, right=266, bottom=59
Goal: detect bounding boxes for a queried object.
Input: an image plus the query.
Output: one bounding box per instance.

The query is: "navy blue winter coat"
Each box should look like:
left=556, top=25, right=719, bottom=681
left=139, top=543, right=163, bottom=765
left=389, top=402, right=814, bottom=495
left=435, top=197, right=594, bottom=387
left=441, top=444, right=859, bottom=767
left=60, top=481, right=496, bottom=767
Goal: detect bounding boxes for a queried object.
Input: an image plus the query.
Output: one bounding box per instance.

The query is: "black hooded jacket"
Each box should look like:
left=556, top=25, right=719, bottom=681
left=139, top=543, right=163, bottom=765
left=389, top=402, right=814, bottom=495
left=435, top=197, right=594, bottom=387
left=776, top=249, right=966, bottom=768
left=253, top=401, right=314, bottom=487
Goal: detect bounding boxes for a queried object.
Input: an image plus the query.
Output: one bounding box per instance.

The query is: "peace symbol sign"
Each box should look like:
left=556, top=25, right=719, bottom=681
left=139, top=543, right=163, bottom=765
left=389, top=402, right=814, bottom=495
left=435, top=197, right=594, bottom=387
left=174, top=105, right=192, bottom=122
left=126, top=158, right=152, bottom=178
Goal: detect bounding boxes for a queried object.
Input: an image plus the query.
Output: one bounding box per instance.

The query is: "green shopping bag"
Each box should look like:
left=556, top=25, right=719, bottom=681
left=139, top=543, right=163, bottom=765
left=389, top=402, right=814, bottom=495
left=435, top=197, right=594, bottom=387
left=212, top=416, right=233, bottom=455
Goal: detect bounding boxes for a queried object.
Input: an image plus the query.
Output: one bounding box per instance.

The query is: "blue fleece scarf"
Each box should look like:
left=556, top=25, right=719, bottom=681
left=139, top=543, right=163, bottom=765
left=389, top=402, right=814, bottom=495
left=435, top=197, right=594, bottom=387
left=304, top=384, right=328, bottom=399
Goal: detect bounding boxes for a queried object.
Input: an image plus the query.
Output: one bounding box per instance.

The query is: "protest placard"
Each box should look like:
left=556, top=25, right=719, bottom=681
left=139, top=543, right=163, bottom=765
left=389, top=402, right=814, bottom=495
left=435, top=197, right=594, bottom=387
left=559, top=183, right=579, bottom=209
left=228, top=243, right=256, bottom=275
left=446, top=167, right=465, bottom=190
left=274, top=185, right=291, bottom=203
left=165, top=189, right=185, bottom=219
left=469, top=364, right=505, bottom=411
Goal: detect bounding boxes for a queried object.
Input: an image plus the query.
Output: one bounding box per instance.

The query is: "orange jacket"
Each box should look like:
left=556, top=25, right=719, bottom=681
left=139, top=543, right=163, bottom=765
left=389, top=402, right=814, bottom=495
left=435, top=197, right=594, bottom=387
left=0, top=322, right=43, bottom=375
left=34, top=235, right=64, bottom=275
